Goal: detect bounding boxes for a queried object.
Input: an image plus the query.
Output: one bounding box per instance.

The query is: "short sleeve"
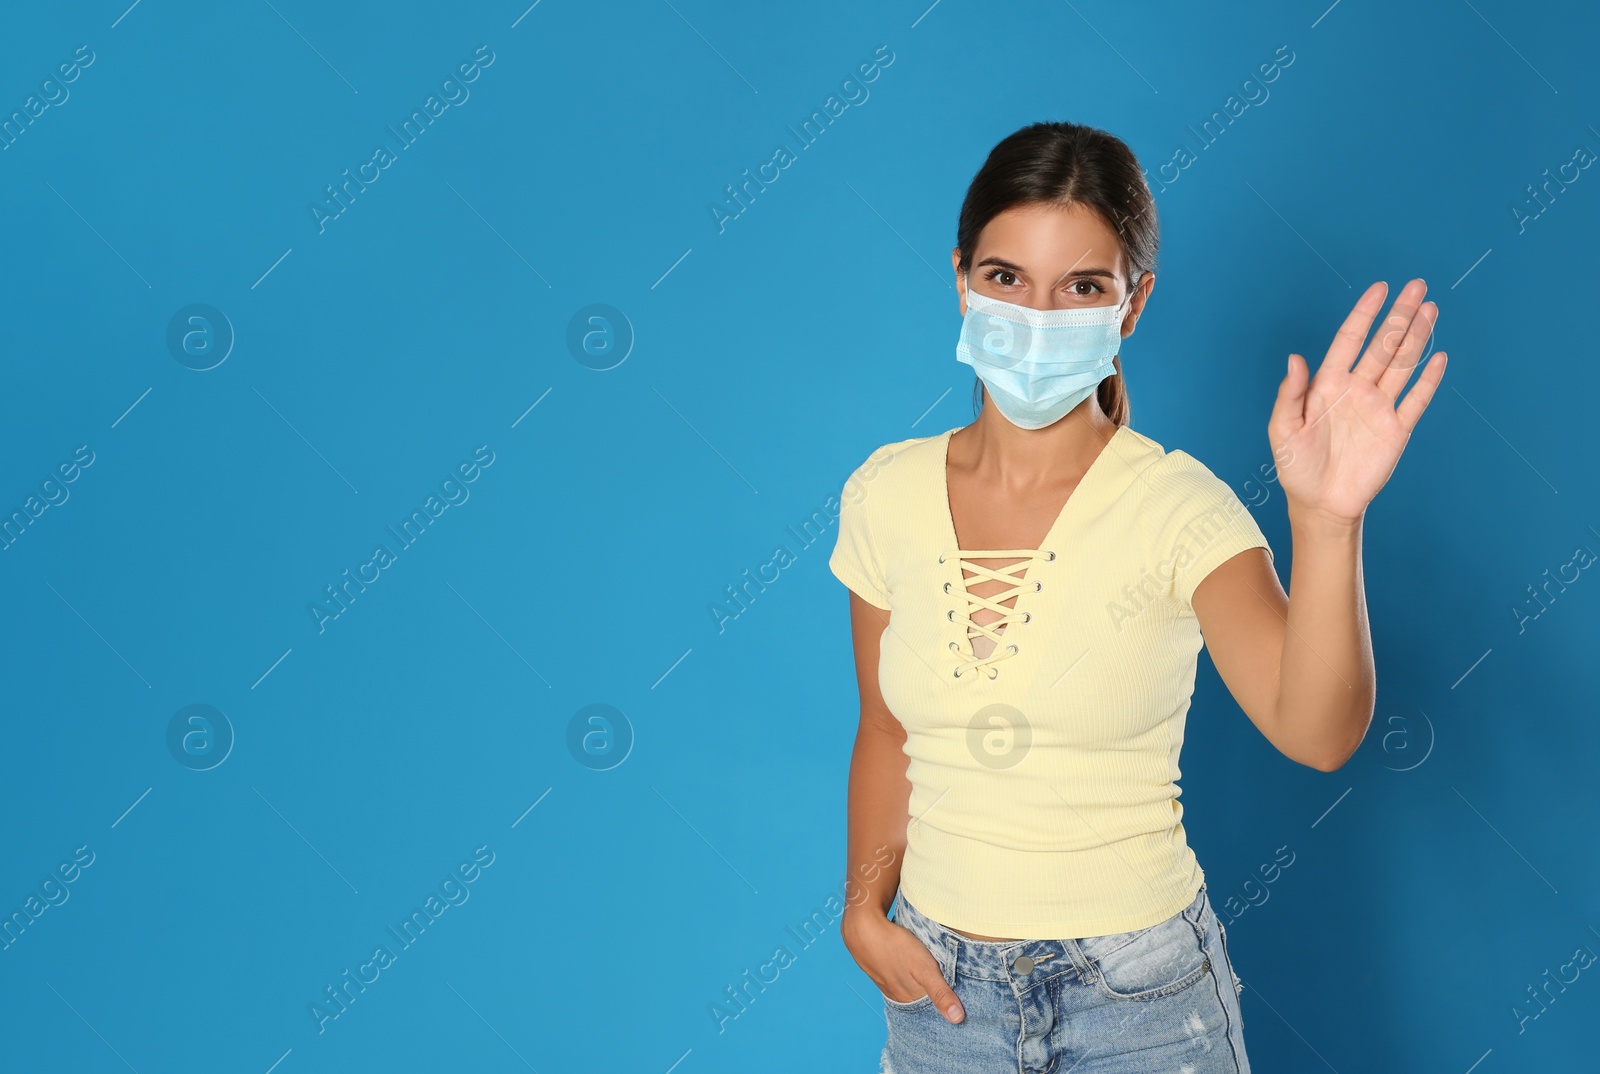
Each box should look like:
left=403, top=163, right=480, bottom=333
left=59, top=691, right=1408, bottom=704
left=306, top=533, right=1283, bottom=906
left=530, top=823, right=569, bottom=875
left=829, top=465, right=892, bottom=611
left=1144, top=452, right=1274, bottom=609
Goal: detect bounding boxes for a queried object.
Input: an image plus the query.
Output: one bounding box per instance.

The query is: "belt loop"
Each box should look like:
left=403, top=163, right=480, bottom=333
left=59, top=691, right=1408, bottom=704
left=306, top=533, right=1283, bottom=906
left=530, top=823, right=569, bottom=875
left=939, top=930, right=960, bottom=986
left=1185, top=884, right=1210, bottom=945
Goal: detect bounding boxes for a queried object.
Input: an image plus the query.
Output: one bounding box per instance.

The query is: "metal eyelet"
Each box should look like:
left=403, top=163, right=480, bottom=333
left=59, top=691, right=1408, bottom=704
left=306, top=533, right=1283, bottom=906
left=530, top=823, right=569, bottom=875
left=946, top=609, right=956, bottom=621
left=1007, top=644, right=1018, bottom=654
left=937, top=553, right=946, bottom=563
left=1021, top=612, right=1031, bottom=623
left=1033, top=581, right=1043, bottom=592
left=987, top=667, right=999, bottom=680
left=953, top=667, right=962, bottom=678
left=942, top=581, right=951, bottom=593
left=1045, top=550, right=1057, bottom=561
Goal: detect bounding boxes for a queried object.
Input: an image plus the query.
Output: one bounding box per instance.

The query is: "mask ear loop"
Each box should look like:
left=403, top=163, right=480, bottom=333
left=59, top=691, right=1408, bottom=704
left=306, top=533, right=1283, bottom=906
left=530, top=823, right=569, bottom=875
left=1119, top=274, right=1141, bottom=314
left=1111, top=273, right=1145, bottom=352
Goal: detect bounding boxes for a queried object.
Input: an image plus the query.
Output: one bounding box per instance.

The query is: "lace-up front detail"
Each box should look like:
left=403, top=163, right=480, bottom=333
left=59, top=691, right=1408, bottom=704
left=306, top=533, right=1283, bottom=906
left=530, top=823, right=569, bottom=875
left=939, top=548, right=1056, bottom=679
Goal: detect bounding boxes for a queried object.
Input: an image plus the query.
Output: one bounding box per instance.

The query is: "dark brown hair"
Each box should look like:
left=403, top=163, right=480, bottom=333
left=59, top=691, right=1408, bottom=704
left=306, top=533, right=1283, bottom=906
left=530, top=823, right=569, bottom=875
left=954, top=121, right=1159, bottom=427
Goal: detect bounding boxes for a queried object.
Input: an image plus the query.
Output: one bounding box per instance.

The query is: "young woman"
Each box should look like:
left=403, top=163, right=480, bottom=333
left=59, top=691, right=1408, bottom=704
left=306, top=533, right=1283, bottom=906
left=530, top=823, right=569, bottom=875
left=831, top=121, right=1445, bottom=1072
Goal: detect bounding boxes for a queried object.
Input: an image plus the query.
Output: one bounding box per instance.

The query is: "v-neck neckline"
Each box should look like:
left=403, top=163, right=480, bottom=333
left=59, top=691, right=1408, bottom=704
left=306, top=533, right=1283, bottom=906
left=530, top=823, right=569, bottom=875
left=938, top=422, right=1129, bottom=556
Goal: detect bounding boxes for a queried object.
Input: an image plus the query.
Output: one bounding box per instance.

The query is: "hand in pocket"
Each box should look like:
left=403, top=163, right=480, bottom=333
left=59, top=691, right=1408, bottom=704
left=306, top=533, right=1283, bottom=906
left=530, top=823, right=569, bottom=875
left=846, top=915, right=964, bottom=1022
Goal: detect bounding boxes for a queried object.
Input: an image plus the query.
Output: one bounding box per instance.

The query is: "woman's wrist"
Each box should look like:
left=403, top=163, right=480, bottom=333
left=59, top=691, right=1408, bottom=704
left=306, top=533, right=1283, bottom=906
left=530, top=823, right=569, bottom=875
left=842, top=901, right=895, bottom=945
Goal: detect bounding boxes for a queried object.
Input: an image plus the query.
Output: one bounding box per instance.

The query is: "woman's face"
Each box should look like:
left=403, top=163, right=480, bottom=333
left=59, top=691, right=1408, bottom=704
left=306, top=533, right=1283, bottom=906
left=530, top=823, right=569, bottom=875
left=952, top=201, right=1151, bottom=330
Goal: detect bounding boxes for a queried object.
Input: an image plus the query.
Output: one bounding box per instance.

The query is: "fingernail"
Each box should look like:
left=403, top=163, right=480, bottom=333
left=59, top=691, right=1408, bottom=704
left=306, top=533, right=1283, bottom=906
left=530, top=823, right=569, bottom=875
left=945, top=1002, right=963, bottom=1021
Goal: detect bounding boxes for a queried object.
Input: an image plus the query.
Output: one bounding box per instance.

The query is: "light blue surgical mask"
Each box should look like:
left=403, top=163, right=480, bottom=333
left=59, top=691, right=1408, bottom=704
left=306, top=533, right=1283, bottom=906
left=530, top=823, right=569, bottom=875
left=955, top=275, right=1134, bottom=430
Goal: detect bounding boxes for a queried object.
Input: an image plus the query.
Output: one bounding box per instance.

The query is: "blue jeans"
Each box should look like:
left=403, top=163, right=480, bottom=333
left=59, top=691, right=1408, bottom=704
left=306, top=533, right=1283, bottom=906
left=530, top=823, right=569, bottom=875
left=881, top=883, right=1250, bottom=1073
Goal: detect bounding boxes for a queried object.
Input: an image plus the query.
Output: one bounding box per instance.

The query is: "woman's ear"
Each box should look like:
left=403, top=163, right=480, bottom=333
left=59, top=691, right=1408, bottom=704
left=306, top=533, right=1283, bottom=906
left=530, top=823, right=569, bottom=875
left=1120, top=273, right=1154, bottom=338
left=1133, top=272, right=1155, bottom=311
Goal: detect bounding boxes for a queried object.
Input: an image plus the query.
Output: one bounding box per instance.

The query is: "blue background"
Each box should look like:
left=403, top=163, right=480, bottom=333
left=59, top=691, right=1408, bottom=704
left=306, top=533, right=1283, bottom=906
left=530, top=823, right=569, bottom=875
left=2, top=0, right=1597, bottom=1070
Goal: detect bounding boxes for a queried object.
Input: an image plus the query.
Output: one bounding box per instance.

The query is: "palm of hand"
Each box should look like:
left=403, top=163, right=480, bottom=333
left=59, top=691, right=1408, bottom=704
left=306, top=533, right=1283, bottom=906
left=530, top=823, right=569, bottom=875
left=1269, top=279, right=1447, bottom=524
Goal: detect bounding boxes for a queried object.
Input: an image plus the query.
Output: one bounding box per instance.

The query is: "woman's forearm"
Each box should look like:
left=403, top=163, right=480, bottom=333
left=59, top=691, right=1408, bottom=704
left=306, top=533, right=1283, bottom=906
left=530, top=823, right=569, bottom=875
left=1273, top=504, right=1377, bottom=770
left=841, top=721, right=912, bottom=931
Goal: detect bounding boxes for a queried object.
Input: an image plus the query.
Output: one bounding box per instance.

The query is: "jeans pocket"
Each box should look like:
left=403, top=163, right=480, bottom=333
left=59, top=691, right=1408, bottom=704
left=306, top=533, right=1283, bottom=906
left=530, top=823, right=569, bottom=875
left=1080, top=908, right=1209, bottom=1002
left=884, top=987, right=936, bottom=1012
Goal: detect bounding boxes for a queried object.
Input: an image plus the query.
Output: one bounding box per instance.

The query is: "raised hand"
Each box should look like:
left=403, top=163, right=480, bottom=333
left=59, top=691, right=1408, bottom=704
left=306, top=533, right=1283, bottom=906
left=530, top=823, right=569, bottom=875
left=1269, top=279, right=1447, bottom=526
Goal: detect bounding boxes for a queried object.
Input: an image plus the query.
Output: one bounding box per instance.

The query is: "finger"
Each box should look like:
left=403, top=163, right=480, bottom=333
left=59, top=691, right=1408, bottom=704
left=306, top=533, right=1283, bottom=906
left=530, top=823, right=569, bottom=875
left=1319, top=281, right=1388, bottom=379
left=1353, top=278, right=1427, bottom=385
left=1375, top=300, right=1438, bottom=402
left=1268, top=352, right=1310, bottom=444
left=924, top=974, right=964, bottom=1023
left=892, top=953, right=964, bottom=1021
left=1395, top=350, right=1447, bottom=434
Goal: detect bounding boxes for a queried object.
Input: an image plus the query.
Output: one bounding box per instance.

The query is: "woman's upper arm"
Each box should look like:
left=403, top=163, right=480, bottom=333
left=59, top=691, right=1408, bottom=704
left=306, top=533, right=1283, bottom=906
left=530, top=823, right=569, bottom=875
left=846, top=591, right=903, bottom=738
left=1191, top=547, right=1288, bottom=746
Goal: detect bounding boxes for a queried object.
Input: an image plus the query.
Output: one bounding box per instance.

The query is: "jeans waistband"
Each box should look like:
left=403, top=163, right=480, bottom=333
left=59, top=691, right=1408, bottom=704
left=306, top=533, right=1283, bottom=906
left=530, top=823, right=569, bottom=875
left=890, top=883, right=1211, bottom=988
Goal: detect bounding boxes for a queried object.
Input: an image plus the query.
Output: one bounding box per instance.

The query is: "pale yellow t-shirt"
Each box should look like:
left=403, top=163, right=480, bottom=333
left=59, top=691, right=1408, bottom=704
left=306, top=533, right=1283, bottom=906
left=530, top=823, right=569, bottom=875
left=829, top=423, right=1274, bottom=939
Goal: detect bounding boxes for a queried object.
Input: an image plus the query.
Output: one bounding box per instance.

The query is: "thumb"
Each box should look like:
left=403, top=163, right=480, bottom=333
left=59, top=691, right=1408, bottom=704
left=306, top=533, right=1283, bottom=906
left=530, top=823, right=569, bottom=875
left=1270, top=352, right=1309, bottom=441
left=921, top=970, right=963, bottom=1024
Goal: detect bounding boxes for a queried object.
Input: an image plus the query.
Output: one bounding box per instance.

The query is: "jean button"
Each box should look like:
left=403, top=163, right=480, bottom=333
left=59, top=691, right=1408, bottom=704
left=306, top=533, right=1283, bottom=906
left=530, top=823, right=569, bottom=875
left=1012, top=954, right=1034, bottom=974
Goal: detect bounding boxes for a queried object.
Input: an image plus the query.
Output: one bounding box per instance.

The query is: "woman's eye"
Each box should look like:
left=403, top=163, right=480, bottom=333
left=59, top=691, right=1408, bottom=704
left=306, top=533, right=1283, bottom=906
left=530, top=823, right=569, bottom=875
left=1069, top=280, right=1105, bottom=296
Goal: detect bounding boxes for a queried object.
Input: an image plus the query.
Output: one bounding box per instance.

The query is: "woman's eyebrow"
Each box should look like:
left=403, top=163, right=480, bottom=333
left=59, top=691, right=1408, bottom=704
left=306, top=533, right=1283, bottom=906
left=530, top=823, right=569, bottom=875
left=974, top=256, right=1119, bottom=284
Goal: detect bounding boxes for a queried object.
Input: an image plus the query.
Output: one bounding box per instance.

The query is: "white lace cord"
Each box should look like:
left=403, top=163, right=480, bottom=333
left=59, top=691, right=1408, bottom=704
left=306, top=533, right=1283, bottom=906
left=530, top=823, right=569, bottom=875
left=939, top=549, right=1054, bottom=679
